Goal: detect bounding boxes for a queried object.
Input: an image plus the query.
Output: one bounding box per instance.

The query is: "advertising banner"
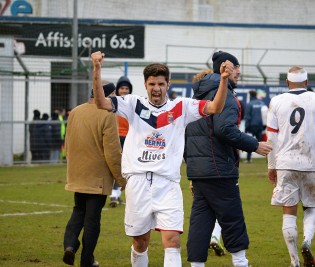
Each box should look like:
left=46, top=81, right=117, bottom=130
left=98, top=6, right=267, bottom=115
left=1, top=23, right=144, bottom=58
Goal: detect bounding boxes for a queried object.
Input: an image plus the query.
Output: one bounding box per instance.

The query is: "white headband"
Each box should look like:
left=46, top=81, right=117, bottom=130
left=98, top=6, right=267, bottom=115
left=287, top=71, right=308, bottom=82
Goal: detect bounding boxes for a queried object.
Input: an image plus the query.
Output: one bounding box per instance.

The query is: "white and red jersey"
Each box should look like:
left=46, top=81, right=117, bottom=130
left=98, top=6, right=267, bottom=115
left=111, top=95, right=207, bottom=182
left=267, top=89, right=315, bottom=171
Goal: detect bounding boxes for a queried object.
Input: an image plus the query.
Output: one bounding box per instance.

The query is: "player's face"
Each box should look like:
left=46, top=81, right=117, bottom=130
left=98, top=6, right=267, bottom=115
left=229, top=65, right=241, bottom=85
left=145, top=76, right=169, bottom=105
left=118, top=86, right=130, bottom=96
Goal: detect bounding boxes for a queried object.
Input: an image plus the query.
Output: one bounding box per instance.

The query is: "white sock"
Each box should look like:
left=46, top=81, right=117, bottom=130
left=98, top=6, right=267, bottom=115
left=191, top=262, right=205, bottom=267
left=110, top=189, right=120, bottom=198
left=131, top=245, right=148, bottom=267
left=211, top=220, right=222, bottom=243
left=282, top=214, right=299, bottom=266
left=231, top=250, right=248, bottom=267
left=304, top=207, right=315, bottom=244
left=164, top=248, right=181, bottom=267
left=117, top=187, right=122, bottom=198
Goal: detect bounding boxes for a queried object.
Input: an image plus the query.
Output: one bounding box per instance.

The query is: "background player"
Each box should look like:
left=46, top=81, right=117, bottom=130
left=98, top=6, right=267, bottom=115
left=267, top=66, right=315, bottom=267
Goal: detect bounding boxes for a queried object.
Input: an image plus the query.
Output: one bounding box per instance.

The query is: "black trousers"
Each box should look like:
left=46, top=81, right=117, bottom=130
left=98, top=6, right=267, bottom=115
left=63, top=192, right=107, bottom=267
left=187, top=179, right=249, bottom=263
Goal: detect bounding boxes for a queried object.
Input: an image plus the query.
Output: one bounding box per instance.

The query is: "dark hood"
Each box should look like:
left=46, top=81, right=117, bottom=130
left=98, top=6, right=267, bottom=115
left=192, top=73, right=236, bottom=100
left=116, top=76, right=133, bottom=95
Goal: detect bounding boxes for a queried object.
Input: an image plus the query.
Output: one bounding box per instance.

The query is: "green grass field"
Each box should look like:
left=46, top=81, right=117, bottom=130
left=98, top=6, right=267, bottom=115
left=0, top=159, right=310, bottom=267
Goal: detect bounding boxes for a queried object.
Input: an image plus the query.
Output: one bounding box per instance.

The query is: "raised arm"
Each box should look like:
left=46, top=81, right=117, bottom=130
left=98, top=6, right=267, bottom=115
left=91, top=51, right=114, bottom=111
left=203, top=60, right=234, bottom=115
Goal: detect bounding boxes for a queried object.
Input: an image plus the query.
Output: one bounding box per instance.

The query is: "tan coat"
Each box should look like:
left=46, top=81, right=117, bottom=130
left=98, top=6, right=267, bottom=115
left=65, top=103, right=125, bottom=195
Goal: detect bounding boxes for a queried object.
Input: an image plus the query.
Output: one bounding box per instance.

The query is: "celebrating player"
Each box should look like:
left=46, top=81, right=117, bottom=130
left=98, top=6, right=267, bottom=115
left=91, top=51, right=234, bottom=267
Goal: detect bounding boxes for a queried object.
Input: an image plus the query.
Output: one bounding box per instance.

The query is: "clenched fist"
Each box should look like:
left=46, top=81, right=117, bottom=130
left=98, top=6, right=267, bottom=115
left=91, top=51, right=105, bottom=69
left=220, top=60, right=235, bottom=80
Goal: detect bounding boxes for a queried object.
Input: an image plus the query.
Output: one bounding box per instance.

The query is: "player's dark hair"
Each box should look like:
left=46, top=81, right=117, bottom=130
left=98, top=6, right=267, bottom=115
left=249, top=90, right=257, bottom=98
left=143, top=63, right=170, bottom=83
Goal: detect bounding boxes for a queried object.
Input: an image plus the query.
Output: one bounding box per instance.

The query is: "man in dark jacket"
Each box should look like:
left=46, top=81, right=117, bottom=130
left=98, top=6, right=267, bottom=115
left=244, top=90, right=267, bottom=163
left=29, top=109, right=41, bottom=162
left=38, top=113, right=51, bottom=161
left=185, top=51, right=272, bottom=267
left=50, top=111, right=63, bottom=163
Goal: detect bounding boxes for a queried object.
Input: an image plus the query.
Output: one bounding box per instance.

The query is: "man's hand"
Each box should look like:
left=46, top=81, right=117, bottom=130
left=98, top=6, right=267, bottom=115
left=220, top=60, right=234, bottom=79
left=255, top=141, right=272, bottom=156
left=118, top=180, right=127, bottom=191
left=120, top=184, right=126, bottom=191
left=91, top=51, right=113, bottom=110
left=268, top=169, right=277, bottom=187
left=91, top=51, right=105, bottom=69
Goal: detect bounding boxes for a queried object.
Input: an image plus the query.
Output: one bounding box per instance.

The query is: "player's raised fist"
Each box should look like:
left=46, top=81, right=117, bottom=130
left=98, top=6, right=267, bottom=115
left=220, top=60, right=234, bottom=79
left=91, top=51, right=105, bottom=68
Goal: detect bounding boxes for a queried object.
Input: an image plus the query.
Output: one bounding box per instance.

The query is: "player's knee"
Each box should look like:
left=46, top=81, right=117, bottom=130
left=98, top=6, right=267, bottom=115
left=162, top=232, right=180, bottom=248
left=133, top=235, right=150, bottom=252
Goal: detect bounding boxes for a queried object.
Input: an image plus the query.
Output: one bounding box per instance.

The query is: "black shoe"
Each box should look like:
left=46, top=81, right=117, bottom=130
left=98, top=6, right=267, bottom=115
left=301, top=241, right=315, bottom=267
left=81, top=260, right=100, bottom=267
left=209, top=237, right=225, bottom=256
left=63, top=247, right=75, bottom=265
left=109, top=197, right=119, bottom=207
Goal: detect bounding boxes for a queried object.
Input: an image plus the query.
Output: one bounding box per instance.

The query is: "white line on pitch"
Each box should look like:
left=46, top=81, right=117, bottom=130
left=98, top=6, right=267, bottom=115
left=0, top=210, right=64, bottom=217
left=0, top=182, right=55, bottom=186
left=0, top=200, right=110, bottom=211
left=0, top=199, right=69, bottom=207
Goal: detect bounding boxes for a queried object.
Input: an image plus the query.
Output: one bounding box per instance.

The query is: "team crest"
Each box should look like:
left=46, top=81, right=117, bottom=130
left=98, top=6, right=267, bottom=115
left=167, top=112, right=174, bottom=124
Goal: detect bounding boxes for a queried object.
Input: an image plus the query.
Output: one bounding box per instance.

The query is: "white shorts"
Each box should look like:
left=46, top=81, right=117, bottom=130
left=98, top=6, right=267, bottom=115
left=271, top=170, right=315, bottom=207
left=124, top=173, right=184, bottom=237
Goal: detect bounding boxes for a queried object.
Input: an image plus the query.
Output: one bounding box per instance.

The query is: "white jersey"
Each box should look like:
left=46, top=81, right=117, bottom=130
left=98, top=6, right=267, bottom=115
left=267, top=89, right=315, bottom=171
left=111, top=95, right=207, bottom=182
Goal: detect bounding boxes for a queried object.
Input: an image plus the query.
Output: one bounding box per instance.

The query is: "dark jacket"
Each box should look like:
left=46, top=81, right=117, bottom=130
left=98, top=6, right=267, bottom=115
left=35, top=117, right=52, bottom=160
left=244, top=97, right=265, bottom=133
left=29, top=120, right=40, bottom=152
left=185, top=73, right=259, bottom=179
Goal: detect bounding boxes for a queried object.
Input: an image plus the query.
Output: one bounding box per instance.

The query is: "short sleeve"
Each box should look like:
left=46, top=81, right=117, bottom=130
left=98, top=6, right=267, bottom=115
left=113, top=95, right=137, bottom=121
left=267, top=99, right=278, bottom=131
left=183, top=98, right=207, bottom=126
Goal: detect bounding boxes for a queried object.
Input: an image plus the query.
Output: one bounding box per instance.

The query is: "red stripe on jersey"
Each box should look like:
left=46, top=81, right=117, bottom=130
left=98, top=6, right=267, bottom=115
left=156, top=101, right=183, bottom=128
left=198, top=100, right=208, bottom=117
left=267, top=126, right=279, bottom=133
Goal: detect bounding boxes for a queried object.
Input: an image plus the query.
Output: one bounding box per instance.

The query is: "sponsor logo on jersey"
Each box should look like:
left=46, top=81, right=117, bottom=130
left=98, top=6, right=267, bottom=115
left=138, top=150, right=166, bottom=163
left=144, top=131, right=166, bottom=149
left=138, top=132, right=166, bottom=163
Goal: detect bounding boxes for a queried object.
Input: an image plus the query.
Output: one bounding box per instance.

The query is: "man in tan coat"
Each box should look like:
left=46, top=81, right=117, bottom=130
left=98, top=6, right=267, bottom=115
left=62, top=82, right=126, bottom=267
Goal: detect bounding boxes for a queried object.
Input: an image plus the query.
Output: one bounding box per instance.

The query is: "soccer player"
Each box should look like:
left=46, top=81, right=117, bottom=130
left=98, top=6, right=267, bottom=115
left=91, top=50, right=234, bottom=267
left=267, top=66, right=315, bottom=267
left=244, top=90, right=267, bottom=163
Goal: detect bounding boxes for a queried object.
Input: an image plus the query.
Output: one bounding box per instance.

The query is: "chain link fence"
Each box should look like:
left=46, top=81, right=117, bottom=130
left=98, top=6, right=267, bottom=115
left=0, top=49, right=315, bottom=165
